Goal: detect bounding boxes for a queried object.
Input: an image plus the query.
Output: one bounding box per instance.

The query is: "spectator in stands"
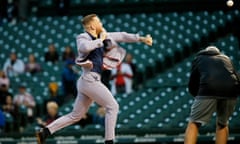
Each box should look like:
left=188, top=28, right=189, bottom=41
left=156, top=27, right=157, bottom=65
left=44, top=44, right=59, bottom=63
left=3, top=52, right=25, bottom=77
left=125, top=53, right=138, bottom=89
left=2, top=95, right=18, bottom=117
left=61, top=46, right=75, bottom=61
left=13, top=85, right=36, bottom=123
left=61, top=60, right=78, bottom=100
left=44, top=82, right=62, bottom=112
left=125, top=53, right=137, bottom=78
left=2, top=95, right=18, bottom=131
left=37, top=101, right=60, bottom=127
left=0, top=84, right=13, bottom=106
left=25, top=54, right=42, bottom=74
left=111, top=61, right=133, bottom=95
left=184, top=46, right=239, bottom=144
left=0, top=70, right=10, bottom=89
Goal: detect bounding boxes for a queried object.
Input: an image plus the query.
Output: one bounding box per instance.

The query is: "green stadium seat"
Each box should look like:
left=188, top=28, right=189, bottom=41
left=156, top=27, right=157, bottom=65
left=84, top=124, right=104, bottom=130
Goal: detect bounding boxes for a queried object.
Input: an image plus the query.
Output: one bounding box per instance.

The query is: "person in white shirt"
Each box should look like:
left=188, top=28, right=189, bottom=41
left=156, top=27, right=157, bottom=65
left=3, top=53, right=25, bottom=77
left=13, top=85, right=36, bottom=123
left=111, top=62, right=133, bottom=95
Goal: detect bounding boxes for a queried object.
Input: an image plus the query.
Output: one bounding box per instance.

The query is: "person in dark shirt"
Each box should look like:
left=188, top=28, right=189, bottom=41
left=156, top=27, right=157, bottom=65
left=0, top=84, right=12, bottom=106
left=37, top=102, right=60, bottom=127
left=184, top=46, right=239, bottom=144
left=61, top=60, right=78, bottom=100
left=62, top=46, right=75, bottom=61
left=44, top=44, right=59, bottom=63
left=25, top=54, right=42, bottom=74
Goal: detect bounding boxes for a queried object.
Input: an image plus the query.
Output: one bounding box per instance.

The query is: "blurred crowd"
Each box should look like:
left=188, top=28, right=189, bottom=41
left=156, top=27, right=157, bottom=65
left=0, top=0, right=70, bottom=25
left=0, top=0, right=29, bottom=25
left=0, top=42, right=138, bottom=133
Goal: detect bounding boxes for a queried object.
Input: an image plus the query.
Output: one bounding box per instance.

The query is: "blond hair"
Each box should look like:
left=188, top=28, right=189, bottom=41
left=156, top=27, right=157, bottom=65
left=47, top=101, right=58, bottom=110
left=81, top=14, right=98, bottom=27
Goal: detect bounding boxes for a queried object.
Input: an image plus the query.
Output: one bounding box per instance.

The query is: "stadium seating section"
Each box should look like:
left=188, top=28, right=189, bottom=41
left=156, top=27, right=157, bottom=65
left=39, top=0, right=161, bottom=6
left=0, top=9, right=240, bottom=143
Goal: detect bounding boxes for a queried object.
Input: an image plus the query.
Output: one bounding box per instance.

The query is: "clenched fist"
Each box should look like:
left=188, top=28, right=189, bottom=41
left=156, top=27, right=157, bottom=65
left=139, top=34, right=153, bottom=46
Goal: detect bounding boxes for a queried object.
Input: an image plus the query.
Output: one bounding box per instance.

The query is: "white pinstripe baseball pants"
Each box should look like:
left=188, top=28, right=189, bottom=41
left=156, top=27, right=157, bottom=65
left=47, top=72, right=119, bottom=140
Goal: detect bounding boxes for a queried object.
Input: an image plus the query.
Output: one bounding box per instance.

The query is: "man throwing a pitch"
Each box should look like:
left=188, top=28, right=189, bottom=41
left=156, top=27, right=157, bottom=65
left=36, top=14, right=152, bottom=144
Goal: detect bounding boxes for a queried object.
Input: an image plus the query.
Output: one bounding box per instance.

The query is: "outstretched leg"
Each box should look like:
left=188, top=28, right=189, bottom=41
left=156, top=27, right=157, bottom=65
left=47, top=93, right=93, bottom=134
left=80, top=77, right=119, bottom=142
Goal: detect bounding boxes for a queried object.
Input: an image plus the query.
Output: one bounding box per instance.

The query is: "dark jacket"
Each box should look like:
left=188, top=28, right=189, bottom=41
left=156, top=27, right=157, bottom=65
left=188, top=48, right=239, bottom=98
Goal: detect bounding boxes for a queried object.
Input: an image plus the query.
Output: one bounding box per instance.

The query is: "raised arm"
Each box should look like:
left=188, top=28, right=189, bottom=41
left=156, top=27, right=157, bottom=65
left=108, top=32, right=153, bottom=46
